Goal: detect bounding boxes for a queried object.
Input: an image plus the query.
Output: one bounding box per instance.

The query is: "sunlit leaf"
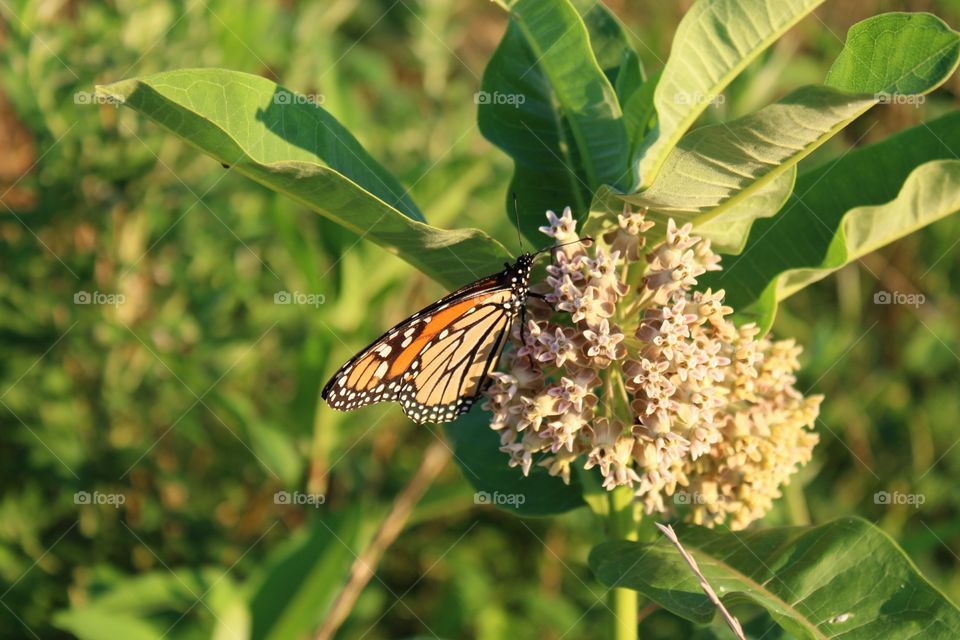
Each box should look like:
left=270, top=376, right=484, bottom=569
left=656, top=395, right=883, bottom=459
left=636, top=0, right=825, bottom=188
left=97, top=69, right=511, bottom=288
left=620, top=13, right=960, bottom=255
left=480, top=0, right=631, bottom=239
left=703, top=112, right=960, bottom=331
left=590, top=517, right=960, bottom=639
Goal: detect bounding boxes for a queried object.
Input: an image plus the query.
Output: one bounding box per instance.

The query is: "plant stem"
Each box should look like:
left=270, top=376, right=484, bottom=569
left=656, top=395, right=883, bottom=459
left=607, top=486, right=639, bottom=640
left=314, top=439, right=450, bottom=640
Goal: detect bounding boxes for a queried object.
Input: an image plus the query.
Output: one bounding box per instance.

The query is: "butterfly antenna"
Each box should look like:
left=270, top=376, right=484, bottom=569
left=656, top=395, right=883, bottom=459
left=512, top=192, right=524, bottom=254
left=533, top=236, right=593, bottom=258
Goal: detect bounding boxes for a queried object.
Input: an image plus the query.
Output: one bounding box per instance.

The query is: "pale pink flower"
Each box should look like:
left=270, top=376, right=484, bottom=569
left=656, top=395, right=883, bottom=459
left=483, top=208, right=821, bottom=530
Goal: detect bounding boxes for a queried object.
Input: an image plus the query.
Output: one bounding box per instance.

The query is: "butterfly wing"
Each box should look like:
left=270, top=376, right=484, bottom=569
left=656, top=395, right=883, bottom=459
left=322, top=271, right=523, bottom=424
left=396, top=288, right=515, bottom=423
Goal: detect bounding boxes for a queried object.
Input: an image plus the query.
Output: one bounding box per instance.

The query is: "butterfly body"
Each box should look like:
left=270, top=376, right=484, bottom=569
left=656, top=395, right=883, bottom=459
left=322, top=254, right=534, bottom=424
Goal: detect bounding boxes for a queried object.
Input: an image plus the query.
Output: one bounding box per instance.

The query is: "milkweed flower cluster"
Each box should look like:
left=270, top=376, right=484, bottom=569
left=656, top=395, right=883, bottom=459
left=483, top=207, right=821, bottom=530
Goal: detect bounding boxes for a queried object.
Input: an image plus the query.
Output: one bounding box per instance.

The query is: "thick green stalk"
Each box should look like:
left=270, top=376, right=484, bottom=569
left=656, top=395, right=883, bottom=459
left=608, top=486, right=639, bottom=640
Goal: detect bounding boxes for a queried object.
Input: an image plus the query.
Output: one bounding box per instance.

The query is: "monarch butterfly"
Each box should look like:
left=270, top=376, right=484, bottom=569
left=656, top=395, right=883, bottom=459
left=321, top=230, right=590, bottom=424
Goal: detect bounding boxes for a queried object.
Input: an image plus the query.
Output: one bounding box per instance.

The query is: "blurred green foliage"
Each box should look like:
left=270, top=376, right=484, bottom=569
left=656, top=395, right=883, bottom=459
left=1, top=0, right=959, bottom=638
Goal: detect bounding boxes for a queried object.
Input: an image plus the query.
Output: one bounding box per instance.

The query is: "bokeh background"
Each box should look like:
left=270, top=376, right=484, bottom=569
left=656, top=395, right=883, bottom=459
left=2, top=0, right=960, bottom=638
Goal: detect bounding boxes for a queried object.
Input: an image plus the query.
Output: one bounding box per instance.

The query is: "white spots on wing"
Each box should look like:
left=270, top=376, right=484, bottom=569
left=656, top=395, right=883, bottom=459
left=326, top=261, right=532, bottom=424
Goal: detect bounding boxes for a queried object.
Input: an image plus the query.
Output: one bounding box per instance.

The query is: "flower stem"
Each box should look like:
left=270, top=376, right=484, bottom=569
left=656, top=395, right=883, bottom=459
left=608, top=486, right=639, bottom=640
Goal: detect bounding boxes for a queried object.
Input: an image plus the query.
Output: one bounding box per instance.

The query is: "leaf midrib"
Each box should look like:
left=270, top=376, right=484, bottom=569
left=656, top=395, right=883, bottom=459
left=641, top=0, right=826, bottom=188
left=681, top=545, right=828, bottom=640
left=510, top=5, right=621, bottom=190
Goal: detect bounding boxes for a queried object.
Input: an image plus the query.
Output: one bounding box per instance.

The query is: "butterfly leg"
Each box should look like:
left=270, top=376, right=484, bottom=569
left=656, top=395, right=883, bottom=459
left=519, top=305, right=537, bottom=370
left=528, top=291, right=560, bottom=314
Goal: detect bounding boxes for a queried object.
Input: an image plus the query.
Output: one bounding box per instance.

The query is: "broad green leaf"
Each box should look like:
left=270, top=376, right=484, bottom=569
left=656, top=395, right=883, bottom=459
left=626, top=87, right=872, bottom=215
left=590, top=517, right=960, bottom=639
left=479, top=19, right=590, bottom=239
left=96, top=69, right=510, bottom=289
left=704, top=112, right=960, bottom=331
left=571, top=0, right=640, bottom=85
left=246, top=507, right=379, bottom=640
left=694, top=169, right=796, bottom=254
left=480, top=0, right=630, bottom=240
left=635, top=0, right=825, bottom=188
left=444, top=410, right=585, bottom=516
left=584, top=168, right=796, bottom=256
left=501, top=0, right=628, bottom=188
left=620, top=12, right=960, bottom=255
left=825, top=12, right=960, bottom=94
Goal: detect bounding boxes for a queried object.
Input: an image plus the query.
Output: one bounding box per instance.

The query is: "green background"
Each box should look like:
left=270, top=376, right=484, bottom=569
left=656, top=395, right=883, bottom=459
left=2, top=0, right=960, bottom=637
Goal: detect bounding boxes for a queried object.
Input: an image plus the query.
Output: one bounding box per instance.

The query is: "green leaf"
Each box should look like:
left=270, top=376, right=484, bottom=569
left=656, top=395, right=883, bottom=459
left=636, top=0, right=826, bottom=188
left=626, top=87, right=873, bottom=218
left=704, top=111, right=960, bottom=331
left=623, top=69, right=660, bottom=155
left=96, top=69, right=510, bottom=289
left=570, top=0, right=641, bottom=86
left=480, top=0, right=630, bottom=239
left=590, top=517, right=960, bottom=639
left=53, top=569, right=237, bottom=640
left=694, top=169, right=796, bottom=254
left=621, top=12, right=960, bottom=255
left=584, top=168, right=796, bottom=257
left=444, top=410, right=584, bottom=516
left=614, top=48, right=645, bottom=105
left=246, top=507, right=379, bottom=640
left=825, top=12, right=960, bottom=94
left=53, top=610, right=164, bottom=640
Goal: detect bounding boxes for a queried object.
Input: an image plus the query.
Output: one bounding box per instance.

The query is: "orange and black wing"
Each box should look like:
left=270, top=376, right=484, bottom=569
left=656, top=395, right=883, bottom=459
left=321, top=273, right=523, bottom=424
